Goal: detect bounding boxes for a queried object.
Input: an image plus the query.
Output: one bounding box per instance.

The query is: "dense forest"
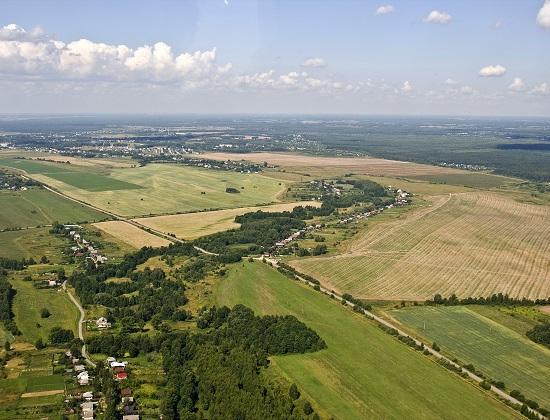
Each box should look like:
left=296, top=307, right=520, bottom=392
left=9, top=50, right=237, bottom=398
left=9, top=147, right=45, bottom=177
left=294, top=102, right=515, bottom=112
left=0, top=273, right=18, bottom=336
left=88, top=305, right=326, bottom=419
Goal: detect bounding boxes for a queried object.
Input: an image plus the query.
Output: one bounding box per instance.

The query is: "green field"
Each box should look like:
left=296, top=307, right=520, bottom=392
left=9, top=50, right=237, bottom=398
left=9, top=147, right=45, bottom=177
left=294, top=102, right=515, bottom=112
left=390, top=305, right=550, bottom=408
left=0, top=228, right=67, bottom=262
left=0, top=157, right=141, bottom=191
left=0, top=188, right=107, bottom=229
left=215, top=261, right=518, bottom=419
left=32, top=163, right=288, bottom=217
left=11, top=278, right=80, bottom=344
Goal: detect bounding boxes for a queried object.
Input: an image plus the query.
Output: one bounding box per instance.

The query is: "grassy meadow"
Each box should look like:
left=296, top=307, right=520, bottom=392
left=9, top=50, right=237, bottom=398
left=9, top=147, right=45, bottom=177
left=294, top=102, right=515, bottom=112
left=0, top=188, right=107, bottom=229
left=389, top=305, right=550, bottom=408
left=292, top=191, right=550, bottom=300
left=0, top=228, right=67, bottom=262
left=215, top=261, right=518, bottom=420
left=0, top=157, right=141, bottom=191
left=11, top=278, right=79, bottom=344
left=15, top=162, right=288, bottom=217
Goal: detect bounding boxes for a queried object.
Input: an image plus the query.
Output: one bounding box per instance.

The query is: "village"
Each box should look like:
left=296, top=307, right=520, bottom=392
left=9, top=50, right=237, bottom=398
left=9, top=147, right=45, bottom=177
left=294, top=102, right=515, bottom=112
left=54, top=224, right=109, bottom=267
left=62, top=351, right=138, bottom=420
left=273, top=184, right=411, bottom=252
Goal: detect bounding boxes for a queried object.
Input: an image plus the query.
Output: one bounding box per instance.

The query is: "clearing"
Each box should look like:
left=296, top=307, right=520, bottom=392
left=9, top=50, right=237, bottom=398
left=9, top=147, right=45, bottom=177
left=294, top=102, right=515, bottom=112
left=291, top=191, right=550, bottom=300
left=11, top=278, right=80, bottom=344
left=389, top=305, right=550, bottom=407
left=93, top=220, right=171, bottom=248
left=215, top=261, right=518, bottom=420
left=134, top=200, right=320, bottom=239
left=0, top=227, right=67, bottom=262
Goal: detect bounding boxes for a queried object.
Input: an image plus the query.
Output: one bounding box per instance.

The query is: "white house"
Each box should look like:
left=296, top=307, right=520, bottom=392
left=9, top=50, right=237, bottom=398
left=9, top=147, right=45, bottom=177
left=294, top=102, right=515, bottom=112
left=96, top=317, right=111, bottom=329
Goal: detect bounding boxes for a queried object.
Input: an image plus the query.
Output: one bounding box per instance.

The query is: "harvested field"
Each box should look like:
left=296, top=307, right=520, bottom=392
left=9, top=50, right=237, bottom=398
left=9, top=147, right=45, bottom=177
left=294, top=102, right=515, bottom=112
left=21, top=390, right=64, bottom=398
left=134, top=201, right=320, bottom=239
left=204, top=152, right=470, bottom=177
left=92, top=221, right=171, bottom=248
left=292, top=192, right=550, bottom=300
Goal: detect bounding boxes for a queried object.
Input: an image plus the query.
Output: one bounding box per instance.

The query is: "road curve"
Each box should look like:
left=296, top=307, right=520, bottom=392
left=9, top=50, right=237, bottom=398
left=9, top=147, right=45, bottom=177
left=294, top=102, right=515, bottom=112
left=63, top=281, right=96, bottom=368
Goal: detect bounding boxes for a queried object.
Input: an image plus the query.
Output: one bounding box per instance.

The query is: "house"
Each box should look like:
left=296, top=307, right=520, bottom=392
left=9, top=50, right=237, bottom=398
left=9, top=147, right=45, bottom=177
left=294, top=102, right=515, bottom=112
left=96, top=317, right=111, bottom=329
left=121, top=388, right=132, bottom=398
left=48, top=280, right=58, bottom=287
left=82, top=391, right=94, bottom=401
left=113, top=366, right=126, bottom=373
left=77, top=371, right=89, bottom=385
left=116, top=372, right=128, bottom=381
left=81, top=401, right=96, bottom=420
left=110, top=361, right=127, bottom=369
left=106, top=356, right=116, bottom=364
left=74, top=364, right=86, bottom=372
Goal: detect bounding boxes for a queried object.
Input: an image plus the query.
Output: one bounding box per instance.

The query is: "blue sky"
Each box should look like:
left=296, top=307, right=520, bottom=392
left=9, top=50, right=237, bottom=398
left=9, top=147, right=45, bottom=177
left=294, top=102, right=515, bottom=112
left=1, top=0, right=549, bottom=115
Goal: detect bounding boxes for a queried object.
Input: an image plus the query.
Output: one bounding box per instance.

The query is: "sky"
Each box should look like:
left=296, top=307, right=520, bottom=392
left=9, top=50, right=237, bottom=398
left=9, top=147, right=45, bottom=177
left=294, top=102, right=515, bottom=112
left=1, top=0, right=549, bottom=116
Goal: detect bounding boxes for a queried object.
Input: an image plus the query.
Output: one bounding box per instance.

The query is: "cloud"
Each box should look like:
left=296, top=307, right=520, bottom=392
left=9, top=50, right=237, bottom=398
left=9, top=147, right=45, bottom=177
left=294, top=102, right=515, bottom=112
left=508, top=77, right=524, bottom=91
left=460, top=86, right=477, bottom=95
left=537, top=0, right=550, bottom=29
left=445, top=78, right=458, bottom=85
left=401, top=80, right=412, bottom=92
left=0, top=23, right=45, bottom=41
left=532, top=82, right=550, bottom=94
left=0, top=23, right=228, bottom=86
left=301, top=57, right=326, bottom=68
left=424, top=10, right=452, bottom=24
left=479, top=64, right=506, bottom=77
left=375, top=5, right=395, bottom=15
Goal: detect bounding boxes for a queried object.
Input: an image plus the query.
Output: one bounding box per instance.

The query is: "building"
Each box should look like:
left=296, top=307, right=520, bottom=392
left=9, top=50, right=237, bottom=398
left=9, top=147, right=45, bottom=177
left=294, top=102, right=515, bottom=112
left=96, top=317, right=111, bottom=329
left=116, top=372, right=128, bottom=381
left=77, top=371, right=89, bottom=386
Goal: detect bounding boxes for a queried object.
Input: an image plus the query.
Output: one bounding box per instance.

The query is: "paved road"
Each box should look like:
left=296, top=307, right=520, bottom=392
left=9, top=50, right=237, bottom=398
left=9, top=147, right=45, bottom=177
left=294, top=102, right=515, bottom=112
left=262, top=257, right=544, bottom=420
left=62, top=281, right=96, bottom=368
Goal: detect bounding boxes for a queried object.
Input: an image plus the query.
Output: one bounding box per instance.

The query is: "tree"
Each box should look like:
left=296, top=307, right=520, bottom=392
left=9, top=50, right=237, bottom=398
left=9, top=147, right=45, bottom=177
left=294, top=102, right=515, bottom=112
left=40, top=256, right=49, bottom=264
left=303, top=400, right=314, bottom=415
left=40, top=308, right=51, bottom=318
left=48, top=327, right=74, bottom=344
left=35, top=338, right=46, bottom=349
left=432, top=342, right=440, bottom=352
left=289, top=383, right=300, bottom=400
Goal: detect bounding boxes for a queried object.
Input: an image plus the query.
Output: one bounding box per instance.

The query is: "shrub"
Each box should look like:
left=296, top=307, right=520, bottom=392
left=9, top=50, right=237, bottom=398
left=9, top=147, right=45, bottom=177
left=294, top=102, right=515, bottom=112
left=40, top=308, right=51, bottom=318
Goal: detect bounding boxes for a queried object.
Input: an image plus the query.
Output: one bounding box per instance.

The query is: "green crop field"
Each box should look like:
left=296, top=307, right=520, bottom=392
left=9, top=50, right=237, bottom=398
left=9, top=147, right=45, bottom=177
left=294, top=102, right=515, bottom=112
left=11, top=278, right=80, bottom=344
left=215, top=261, right=518, bottom=419
left=0, top=228, right=67, bottom=262
left=389, top=305, right=550, bottom=408
left=0, top=157, right=141, bottom=191
left=0, top=188, right=107, bottom=229
left=34, top=163, right=288, bottom=217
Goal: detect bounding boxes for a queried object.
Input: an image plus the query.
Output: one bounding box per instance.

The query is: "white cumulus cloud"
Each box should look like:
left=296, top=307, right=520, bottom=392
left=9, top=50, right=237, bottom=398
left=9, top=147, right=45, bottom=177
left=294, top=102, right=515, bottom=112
left=0, top=23, right=223, bottom=85
left=375, top=5, right=395, bottom=15
left=301, top=57, right=326, bottom=68
left=537, top=0, right=550, bottom=28
left=479, top=64, right=506, bottom=77
left=424, top=10, right=452, bottom=24
left=508, top=77, right=524, bottom=91
left=445, top=78, right=458, bottom=85
left=532, top=82, right=550, bottom=94
left=401, top=80, right=413, bottom=92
